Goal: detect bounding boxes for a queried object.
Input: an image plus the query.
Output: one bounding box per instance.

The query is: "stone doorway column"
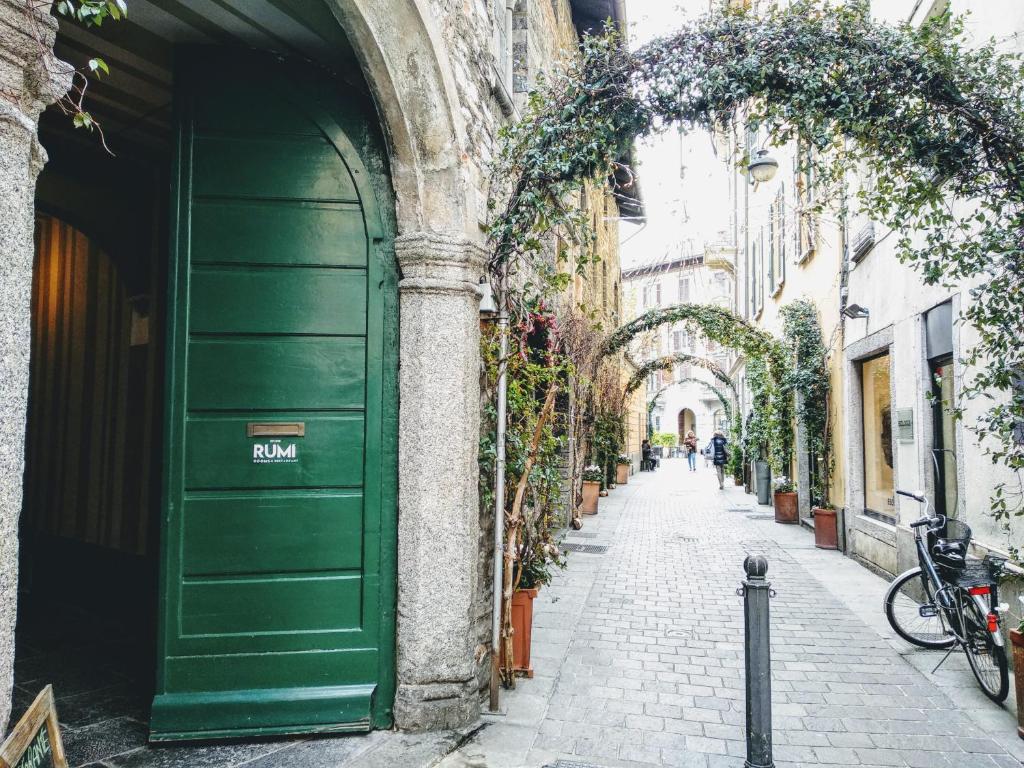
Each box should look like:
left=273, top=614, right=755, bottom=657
left=393, top=231, right=486, bottom=730
left=0, top=0, right=69, bottom=730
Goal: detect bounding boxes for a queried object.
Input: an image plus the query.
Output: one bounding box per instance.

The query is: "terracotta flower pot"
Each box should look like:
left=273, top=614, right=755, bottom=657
left=774, top=491, right=798, bottom=524
left=1012, top=629, right=1024, bottom=739
left=616, top=463, right=630, bottom=485
left=502, top=587, right=539, bottom=678
left=734, top=477, right=743, bottom=486
left=813, top=507, right=839, bottom=549
left=582, top=480, right=600, bottom=515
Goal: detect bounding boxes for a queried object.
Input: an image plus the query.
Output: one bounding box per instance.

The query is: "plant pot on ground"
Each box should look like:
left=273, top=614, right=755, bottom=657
left=813, top=507, right=839, bottom=549
left=773, top=477, right=798, bottom=524
left=582, top=465, right=602, bottom=515
left=616, top=456, right=631, bottom=485
left=503, top=587, right=539, bottom=678
left=1012, top=629, right=1024, bottom=739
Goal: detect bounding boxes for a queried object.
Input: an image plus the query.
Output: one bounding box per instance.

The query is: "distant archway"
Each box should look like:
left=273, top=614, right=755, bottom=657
left=678, top=408, right=697, bottom=442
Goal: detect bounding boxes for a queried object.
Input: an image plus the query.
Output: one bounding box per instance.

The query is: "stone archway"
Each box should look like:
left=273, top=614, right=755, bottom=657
left=677, top=408, right=697, bottom=443
left=322, top=0, right=487, bottom=731
left=1, top=0, right=484, bottom=733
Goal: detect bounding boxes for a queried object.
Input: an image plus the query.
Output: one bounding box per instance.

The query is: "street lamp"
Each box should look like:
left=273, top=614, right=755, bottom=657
left=747, top=149, right=779, bottom=184
left=843, top=303, right=870, bottom=319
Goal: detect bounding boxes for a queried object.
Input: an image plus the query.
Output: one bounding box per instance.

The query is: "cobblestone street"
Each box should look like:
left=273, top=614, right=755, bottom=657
left=443, top=458, right=1024, bottom=768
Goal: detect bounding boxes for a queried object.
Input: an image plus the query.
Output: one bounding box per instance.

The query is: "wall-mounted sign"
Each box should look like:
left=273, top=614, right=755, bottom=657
left=252, top=439, right=299, bottom=464
left=896, top=408, right=915, bottom=443
left=0, top=685, right=67, bottom=768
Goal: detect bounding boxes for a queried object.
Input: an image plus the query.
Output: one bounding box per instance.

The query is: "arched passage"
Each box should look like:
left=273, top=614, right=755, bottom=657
left=10, top=0, right=483, bottom=744
left=677, top=408, right=697, bottom=442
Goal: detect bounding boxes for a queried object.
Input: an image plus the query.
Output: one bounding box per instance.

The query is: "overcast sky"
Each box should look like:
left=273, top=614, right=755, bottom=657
left=619, top=0, right=734, bottom=270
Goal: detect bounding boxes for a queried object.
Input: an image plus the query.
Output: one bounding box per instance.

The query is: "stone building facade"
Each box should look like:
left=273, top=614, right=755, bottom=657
left=0, top=0, right=630, bottom=740
left=622, top=250, right=736, bottom=448
left=721, top=0, right=1024, bottom=593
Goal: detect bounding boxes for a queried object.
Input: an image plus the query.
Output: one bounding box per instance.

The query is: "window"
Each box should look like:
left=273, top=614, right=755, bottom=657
left=677, top=364, right=692, bottom=381
left=642, top=285, right=651, bottom=308
left=795, top=142, right=817, bottom=261
left=655, top=283, right=662, bottom=306
left=751, top=228, right=765, bottom=316
left=770, top=186, right=786, bottom=294
left=862, top=353, right=895, bottom=522
left=672, top=329, right=689, bottom=352
left=678, top=277, right=690, bottom=303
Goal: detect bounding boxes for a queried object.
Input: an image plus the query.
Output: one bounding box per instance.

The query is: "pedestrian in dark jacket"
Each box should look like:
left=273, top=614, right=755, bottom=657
left=706, top=430, right=729, bottom=489
left=641, top=439, right=652, bottom=471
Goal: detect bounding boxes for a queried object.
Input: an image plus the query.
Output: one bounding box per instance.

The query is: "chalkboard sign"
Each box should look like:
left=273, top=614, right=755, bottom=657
left=0, top=686, right=67, bottom=768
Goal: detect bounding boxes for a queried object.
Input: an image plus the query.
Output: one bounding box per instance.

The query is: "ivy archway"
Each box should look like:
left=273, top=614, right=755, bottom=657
left=489, top=0, right=1024, bottom=516
left=609, top=305, right=793, bottom=471
left=622, top=351, right=738, bottom=401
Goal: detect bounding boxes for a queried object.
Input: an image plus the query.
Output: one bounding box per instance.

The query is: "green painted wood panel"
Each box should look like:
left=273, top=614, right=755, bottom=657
left=189, top=201, right=368, bottom=267
left=181, top=575, right=361, bottom=635
left=149, top=685, right=375, bottom=742
left=193, top=135, right=357, bottom=201
left=155, top=52, right=397, bottom=741
left=182, top=493, right=363, bottom=576
left=189, top=267, right=367, bottom=335
left=186, top=338, right=366, bottom=411
left=184, top=414, right=365, bottom=489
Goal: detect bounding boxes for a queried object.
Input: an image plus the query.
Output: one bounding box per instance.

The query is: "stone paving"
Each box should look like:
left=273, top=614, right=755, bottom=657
left=442, top=458, right=1024, bottom=768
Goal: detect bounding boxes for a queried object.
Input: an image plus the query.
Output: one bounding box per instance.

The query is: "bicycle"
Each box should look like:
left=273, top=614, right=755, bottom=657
left=883, top=489, right=1009, bottom=702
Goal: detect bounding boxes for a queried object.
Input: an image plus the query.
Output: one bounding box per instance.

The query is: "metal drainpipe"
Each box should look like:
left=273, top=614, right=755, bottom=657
left=489, top=287, right=509, bottom=713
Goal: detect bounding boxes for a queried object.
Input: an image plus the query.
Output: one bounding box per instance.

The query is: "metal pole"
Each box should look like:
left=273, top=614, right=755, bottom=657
left=489, top=288, right=509, bottom=713
left=741, top=554, right=774, bottom=768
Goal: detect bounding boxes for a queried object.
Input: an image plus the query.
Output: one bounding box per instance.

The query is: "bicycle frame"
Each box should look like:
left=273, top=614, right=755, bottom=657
left=908, top=498, right=1004, bottom=648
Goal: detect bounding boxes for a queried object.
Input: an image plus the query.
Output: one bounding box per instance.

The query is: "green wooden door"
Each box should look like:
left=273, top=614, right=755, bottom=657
left=152, top=54, right=397, bottom=741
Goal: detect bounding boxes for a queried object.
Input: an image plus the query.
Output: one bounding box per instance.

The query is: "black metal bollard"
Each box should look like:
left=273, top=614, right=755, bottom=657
left=740, top=554, right=774, bottom=768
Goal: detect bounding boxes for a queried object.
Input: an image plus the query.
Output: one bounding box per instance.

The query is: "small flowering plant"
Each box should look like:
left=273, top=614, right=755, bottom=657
left=773, top=475, right=796, bottom=494
left=616, top=454, right=632, bottom=465
left=583, top=465, right=603, bottom=483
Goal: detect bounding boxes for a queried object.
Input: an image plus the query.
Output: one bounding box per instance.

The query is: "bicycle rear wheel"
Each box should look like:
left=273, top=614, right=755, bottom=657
left=884, top=567, right=955, bottom=649
left=961, top=595, right=1009, bottom=703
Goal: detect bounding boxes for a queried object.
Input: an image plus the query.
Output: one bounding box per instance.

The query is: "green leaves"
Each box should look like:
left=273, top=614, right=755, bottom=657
left=489, top=0, right=1024, bottom=520
left=88, top=58, right=109, bottom=77
left=55, top=0, right=127, bottom=26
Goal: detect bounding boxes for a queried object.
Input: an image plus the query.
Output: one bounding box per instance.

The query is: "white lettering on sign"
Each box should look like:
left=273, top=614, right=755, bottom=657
left=253, top=439, right=298, bottom=464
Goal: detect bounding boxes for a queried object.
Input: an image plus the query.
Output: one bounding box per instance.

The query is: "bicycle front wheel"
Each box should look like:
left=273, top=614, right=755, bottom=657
left=961, top=595, right=1009, bottom=703
left=884, top=567, right=955, bottom=649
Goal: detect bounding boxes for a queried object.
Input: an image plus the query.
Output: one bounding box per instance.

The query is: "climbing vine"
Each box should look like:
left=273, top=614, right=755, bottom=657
left=622, top=352, right=737, bottom=400
left=606, top=305, right=792, bottom=473
left=488, top=0, right=1024, bottom=518
left=781, top=300, right=832, bottom=504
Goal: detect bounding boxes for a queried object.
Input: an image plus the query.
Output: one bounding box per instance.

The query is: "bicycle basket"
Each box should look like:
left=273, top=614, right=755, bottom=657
left=931, top=518, right=972, bottom=570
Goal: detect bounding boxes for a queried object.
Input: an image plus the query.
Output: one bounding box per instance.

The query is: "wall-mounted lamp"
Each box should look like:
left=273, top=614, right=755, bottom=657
left=842, top=303, right=870, bottom=319
left=747, top=149, right=779, bottom=185
left=478, top=276, right=498, bottom=317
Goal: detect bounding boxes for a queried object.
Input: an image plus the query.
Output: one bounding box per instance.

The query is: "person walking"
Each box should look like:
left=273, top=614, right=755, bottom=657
left=683, top=430, right=699, bottom=472
left=641, top=439, right=652, bottom=472
left=706, top=429, right=729, bottom=489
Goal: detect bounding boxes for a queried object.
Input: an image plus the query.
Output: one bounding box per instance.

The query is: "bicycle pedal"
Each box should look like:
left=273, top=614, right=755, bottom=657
left=919, top=605, right=938, bottom=618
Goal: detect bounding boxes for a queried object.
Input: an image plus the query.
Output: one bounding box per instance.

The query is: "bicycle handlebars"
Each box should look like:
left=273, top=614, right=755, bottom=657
left=897, top=489, right=926, bottom=503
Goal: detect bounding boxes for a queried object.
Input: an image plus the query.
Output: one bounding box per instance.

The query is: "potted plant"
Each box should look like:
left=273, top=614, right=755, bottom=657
left=615, top=455, right=631, bottom=485
left=813, top=503, right=839, bottom=549
left=773, top=476, right=799, bottom=524
left=582, top=465, right=602, bottom=515
left=1012, top=607, right=1024, bottom=739
left=504, top=542, right=565, bottom=678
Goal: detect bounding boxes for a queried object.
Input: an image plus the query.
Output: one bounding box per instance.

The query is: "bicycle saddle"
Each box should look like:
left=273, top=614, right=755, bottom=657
left=933, top=540, right=967, bottom=569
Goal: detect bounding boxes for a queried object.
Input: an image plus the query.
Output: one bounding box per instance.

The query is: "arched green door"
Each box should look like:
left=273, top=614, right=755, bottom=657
left=152, top=54, right=397, bottom=741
